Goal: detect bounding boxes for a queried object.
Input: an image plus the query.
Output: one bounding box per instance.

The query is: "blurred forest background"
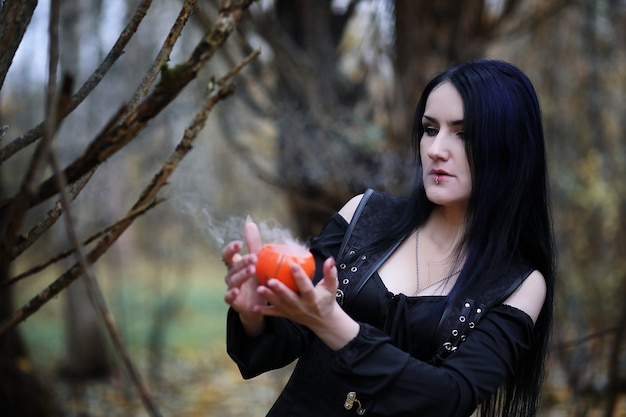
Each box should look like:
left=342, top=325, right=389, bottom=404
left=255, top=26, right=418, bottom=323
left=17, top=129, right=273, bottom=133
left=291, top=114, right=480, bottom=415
left=0, top=0, right=625, bottom=416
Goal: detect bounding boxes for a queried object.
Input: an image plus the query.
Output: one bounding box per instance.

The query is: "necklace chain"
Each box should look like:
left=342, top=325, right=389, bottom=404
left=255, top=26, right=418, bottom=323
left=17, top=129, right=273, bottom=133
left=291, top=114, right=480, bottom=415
left=415, top=227, right=462, bottom=295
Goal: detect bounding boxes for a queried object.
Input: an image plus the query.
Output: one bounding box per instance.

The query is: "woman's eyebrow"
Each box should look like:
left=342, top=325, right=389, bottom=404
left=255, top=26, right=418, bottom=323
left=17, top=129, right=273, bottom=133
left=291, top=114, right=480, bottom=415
left=422, top=115, right=464, bottom=126
left=422, top=115, right=437, bottom=124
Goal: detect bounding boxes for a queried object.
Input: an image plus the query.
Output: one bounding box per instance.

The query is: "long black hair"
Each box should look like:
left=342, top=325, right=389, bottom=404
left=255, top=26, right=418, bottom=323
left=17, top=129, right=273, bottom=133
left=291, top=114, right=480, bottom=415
left=391, top=59, right=555, bottom=416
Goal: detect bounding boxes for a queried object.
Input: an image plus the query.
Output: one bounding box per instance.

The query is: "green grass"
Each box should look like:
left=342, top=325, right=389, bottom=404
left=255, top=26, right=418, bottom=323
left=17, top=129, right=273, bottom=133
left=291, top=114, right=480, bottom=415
left=13, top=251, right=230, bottom=368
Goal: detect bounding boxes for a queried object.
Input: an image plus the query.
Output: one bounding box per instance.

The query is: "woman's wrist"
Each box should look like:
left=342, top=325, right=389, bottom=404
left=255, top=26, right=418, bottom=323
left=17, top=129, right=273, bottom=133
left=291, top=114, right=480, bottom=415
left=239, top=312, right=266, bottom=337
left=311, top=305, right=360, bottom=350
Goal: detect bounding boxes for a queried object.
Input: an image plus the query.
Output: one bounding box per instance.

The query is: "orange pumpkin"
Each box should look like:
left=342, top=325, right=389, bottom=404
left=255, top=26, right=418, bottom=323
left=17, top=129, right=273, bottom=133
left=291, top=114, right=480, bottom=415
left=255, top=244, right=315, bottom=292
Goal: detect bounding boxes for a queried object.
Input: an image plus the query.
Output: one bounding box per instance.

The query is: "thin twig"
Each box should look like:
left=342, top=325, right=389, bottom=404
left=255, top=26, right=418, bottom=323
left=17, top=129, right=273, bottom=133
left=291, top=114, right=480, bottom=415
left=124, top=0, right=199, bottom=118
left=11, top=169, right=94, bottom=260
left=3, top=199, right=162, bottom=289
left=0, top=0, right=154, bottom=164
left=218, top=47, right=260, bottom=86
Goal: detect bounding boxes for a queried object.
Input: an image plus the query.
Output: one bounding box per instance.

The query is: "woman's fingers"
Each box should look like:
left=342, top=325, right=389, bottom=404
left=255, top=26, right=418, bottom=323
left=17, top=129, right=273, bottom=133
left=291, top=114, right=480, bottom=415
left=224, top=287, right=240, bottom=304
left=292, top=257, right=337, bottom=295
left=290, top=262, right=316, bottom=294
left=226, top=254, right=257, bottom=287
left=221, top=240, right=243, bottom=266
left=255, top=279, right=294, bottom=315
left=245, top=216, right=262, bottom=254
left=320, top=257, right=338, bottom=292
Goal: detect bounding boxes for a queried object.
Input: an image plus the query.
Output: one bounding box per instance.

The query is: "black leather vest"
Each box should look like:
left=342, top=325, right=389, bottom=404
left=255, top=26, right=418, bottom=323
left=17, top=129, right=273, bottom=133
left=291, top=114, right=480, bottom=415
left=335, top=189, right=532, bottom=364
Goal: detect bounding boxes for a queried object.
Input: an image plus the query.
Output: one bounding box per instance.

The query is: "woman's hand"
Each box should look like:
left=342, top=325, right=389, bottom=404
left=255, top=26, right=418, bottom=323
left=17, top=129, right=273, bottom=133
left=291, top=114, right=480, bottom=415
left=223, top=216, right=265, bottom=336
left=254, top=257, right=360, bottom=350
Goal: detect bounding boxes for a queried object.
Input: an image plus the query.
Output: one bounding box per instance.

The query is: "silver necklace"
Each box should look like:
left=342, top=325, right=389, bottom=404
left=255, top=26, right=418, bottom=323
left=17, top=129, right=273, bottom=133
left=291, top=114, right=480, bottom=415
left=415, top=227, right=462, bottom=295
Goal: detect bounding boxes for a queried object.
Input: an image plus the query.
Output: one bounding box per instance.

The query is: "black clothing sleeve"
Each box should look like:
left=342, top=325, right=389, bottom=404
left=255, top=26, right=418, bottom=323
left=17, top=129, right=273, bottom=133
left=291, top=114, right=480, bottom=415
left=330, top=304, right=533, bottom=416
left=226, top=309, right=314, bottom=379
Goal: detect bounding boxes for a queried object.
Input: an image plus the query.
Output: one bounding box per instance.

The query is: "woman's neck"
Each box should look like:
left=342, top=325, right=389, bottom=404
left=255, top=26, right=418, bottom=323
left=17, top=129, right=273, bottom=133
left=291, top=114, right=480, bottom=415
left=424, top=207, right=466, bottom=255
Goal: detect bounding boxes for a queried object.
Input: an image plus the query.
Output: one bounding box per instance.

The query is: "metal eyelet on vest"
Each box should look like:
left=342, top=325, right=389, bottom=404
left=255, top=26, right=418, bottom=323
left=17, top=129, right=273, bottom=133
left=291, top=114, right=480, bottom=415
left=443, top=342, right=453, bottom=351
left=339, top=263, right=347, bottom=270
left=351, top=266, right=358, bottom=272
left=469, top=322, right=475, bottom=329
left=476, top=308, right=482, bottom=314
left=343, top=279, right=350, bottom=285
left=459, top=316, right=466, bottom=323
left=461, top=335, right=467, bottom=342
left=336, top=289, right=344, bottom=305
left=361, top=255, right=367, bottom=260
left=452, top=330, right=458, bottom=336
left=465, top=302, right=471, bottom=308
left=349, top=250, right=356, bottom=256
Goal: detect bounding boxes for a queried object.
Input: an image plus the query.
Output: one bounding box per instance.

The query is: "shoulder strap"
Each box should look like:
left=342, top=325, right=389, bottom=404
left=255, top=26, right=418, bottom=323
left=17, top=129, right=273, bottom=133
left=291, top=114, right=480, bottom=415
left=337, top=189, right=374, bottom=257
left=334, top=189, right=407, bottom=308
left=432, top=265, right=534, bottom=364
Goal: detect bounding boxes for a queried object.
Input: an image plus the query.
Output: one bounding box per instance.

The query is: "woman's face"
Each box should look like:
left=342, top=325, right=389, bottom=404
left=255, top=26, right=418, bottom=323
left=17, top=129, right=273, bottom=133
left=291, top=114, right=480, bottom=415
left=420, top=82, right=472, bottom=212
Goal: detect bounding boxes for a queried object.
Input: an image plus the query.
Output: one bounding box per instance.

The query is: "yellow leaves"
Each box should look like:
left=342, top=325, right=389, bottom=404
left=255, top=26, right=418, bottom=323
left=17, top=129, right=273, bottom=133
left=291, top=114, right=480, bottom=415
left=574, top=150, right=621, bottom=238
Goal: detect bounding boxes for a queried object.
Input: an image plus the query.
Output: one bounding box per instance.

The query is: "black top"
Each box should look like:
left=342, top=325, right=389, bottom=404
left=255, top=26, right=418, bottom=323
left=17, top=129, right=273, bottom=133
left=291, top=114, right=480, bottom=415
left=227, top=212, right=534, bottom=417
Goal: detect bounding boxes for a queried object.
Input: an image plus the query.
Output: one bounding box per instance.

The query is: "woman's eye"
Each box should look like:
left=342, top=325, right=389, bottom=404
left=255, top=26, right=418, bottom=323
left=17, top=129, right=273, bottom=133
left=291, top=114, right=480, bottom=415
left=424, top=126, right=438, bottom=136
left=456, top=130, right=466, bottom=139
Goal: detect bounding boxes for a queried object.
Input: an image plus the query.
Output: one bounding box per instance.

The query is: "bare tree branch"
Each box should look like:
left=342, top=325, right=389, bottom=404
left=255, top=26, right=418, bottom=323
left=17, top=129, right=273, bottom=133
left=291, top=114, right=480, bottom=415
left=3, top=198, right=162, bottom=289
left=0, top=0, right=154, bottom=164
left=0, top=45, right=258, bottom=335
left=11, top=169, right=94, bottom=260
left=0, top=0, right=63, bottom=283
left=0, top=0, right=38, bottom=90
left=124, top=0, right=199, bottom=117
left=0, top=0, right=256, bottom=216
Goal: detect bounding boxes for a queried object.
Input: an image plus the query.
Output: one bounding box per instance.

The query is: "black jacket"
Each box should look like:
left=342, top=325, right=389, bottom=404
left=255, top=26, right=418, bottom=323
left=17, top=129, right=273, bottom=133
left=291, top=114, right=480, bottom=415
left=227, top=190, right=534, bottom=416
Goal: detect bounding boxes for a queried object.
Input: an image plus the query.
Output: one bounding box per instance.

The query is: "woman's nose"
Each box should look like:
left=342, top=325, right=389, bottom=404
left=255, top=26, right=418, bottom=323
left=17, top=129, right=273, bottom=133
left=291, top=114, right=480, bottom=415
left=426, top=134, right=448, bottom=160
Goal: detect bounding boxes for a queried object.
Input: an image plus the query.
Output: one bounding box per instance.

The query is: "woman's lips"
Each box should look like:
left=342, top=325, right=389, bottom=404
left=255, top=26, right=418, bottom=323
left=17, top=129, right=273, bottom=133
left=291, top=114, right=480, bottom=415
left=430, top=170, right=451, bottom=183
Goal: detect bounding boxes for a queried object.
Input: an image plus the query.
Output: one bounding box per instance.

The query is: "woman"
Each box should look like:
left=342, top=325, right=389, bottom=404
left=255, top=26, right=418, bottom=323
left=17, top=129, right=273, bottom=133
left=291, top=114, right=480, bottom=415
left=222, top=59, right=555, bottom=417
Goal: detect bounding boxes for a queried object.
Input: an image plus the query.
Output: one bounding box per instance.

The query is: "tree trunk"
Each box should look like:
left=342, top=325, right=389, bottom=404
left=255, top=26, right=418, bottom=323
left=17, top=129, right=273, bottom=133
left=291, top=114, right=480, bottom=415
left=0, top=286, right=60, bottom=416
left=0, top=165, right=59, bottom=415
left=269, top=0, right=377, bottom=237
left=59, top=277, right=111, bottom=379
left=57, top=0, right=111, bottom=381
left=391, top=0, right=488, bottom=151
